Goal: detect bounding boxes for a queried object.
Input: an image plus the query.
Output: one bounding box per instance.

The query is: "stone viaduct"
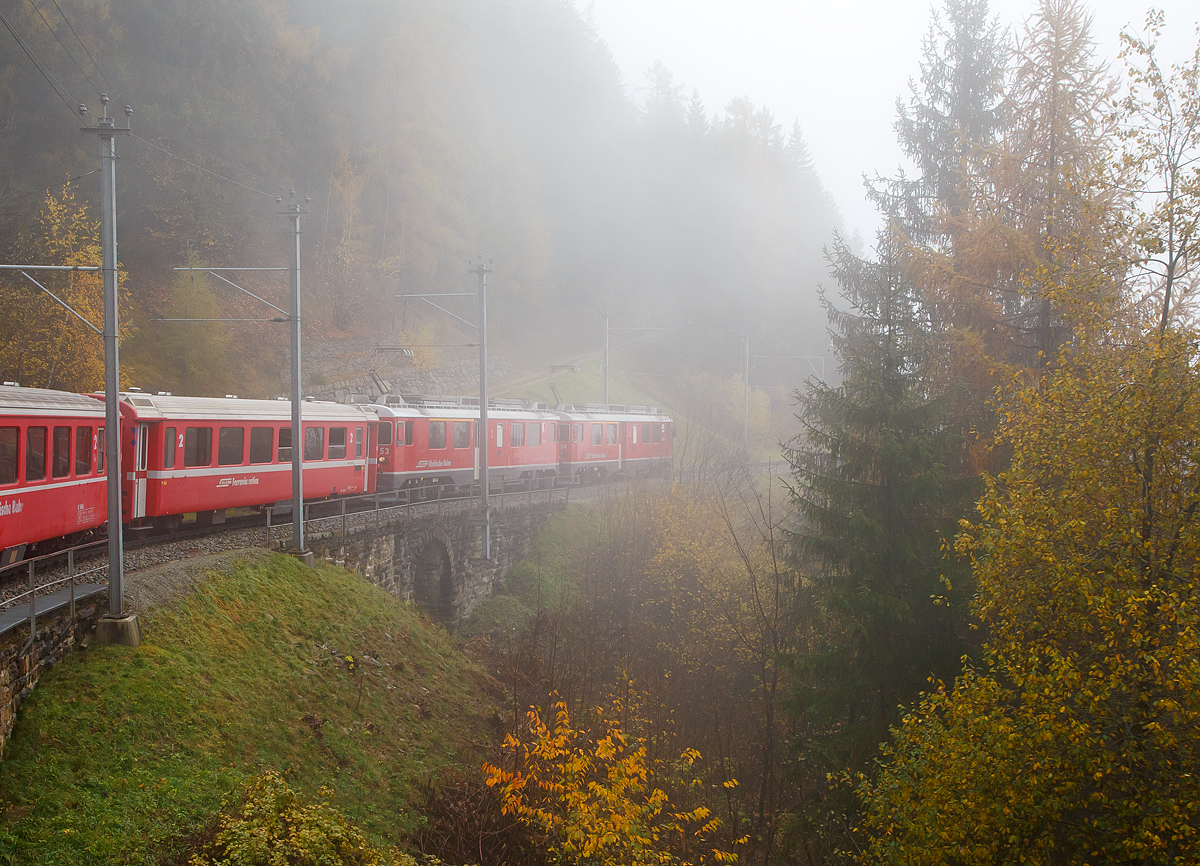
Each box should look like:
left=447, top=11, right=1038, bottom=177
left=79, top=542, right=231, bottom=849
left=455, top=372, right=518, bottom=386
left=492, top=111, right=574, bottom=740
left=287, top=485, right=579, bottom=629
left=0, top=484, right=590, bottom=752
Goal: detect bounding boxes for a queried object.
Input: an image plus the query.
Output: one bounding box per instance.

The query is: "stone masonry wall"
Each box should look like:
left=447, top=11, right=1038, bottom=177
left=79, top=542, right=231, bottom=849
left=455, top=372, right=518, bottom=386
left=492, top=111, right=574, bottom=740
left=0, top=594, right=105, bottom=755
left=302, top=494, right=565, bottom=629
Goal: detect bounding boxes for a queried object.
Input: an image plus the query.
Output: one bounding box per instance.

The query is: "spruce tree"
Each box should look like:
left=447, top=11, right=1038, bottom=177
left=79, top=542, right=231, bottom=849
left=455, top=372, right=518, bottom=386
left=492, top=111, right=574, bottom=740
left=786, top=229, right=973, bottom=767
left=868, top=0, right=1006, bottom=238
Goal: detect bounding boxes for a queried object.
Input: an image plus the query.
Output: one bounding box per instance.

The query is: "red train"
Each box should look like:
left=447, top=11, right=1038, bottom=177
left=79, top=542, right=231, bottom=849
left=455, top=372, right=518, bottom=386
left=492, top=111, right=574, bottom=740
left=371, top=396, right=672, bottom=491
left=0, top=384, right=673, bottom=564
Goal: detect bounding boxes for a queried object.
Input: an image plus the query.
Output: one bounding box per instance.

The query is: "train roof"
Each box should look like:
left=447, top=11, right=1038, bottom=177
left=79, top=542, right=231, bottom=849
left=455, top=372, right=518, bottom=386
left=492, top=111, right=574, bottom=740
left=366, top=394, right=670, bottom=424
left=115, top=393, right=377, bottom=423
left=0, top=384, right=107, bottom=418
left=553, top=403, right=672, bottom=423
left=369, top=395, right=559, bottom=421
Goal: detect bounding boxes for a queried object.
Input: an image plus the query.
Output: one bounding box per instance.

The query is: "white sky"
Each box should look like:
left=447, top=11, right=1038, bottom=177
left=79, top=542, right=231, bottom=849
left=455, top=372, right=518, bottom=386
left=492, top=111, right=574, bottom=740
left=586, top=0, right=1200, bottom=242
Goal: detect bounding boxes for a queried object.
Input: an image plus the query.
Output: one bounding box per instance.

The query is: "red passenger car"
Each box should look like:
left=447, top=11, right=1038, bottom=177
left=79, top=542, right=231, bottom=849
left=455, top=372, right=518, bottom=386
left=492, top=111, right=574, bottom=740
left=113, top=393, right=377, bottom=527
left=553, top=404, right=673, bottom=481
left=373, top=396, right=565, bottom=491
left=0, top=384, right=109, bottom=565
left=484, top=400, right=560, bottom=485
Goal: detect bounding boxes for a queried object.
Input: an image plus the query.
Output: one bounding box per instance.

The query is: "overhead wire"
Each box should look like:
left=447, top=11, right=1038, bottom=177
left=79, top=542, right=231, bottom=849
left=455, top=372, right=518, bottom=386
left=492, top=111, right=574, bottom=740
left=25, top=0, right=101, bottom=96
left=46, top=0, right=109, bottom=90
left=133, top=114, right=292, bottom=197
left=130, top=134, right=281, bottom=200
left=34, top=0, right=297, bottom=202
left=0, top=6, right=81, bottom=121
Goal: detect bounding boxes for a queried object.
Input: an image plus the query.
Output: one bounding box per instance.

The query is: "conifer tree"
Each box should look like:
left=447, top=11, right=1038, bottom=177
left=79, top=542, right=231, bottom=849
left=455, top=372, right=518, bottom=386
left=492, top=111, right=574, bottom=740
left=870, top=0, right=1007, bottom=238
left=786, top=229, right=972, bottom=765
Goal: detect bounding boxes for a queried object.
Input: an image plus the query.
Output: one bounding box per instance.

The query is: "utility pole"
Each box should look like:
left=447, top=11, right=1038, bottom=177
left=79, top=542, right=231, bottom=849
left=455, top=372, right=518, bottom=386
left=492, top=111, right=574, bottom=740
left=81, top=95, right=136, bottom=635
left=743, top=328, right=750, bottom=451
left=287, top=196, right=304, bottom=552
left=168, top=194, right=307, bottom=553
left=471, top=256, right=491, bottom=560
left=394, top=258, right=493, bottom=559
left=603, top=312, right=610, bottom=405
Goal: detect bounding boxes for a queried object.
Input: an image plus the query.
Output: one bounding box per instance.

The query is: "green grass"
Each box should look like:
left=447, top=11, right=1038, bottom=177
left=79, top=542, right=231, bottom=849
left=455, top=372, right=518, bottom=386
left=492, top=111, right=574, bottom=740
left=0, top=554, right=499, bottom=865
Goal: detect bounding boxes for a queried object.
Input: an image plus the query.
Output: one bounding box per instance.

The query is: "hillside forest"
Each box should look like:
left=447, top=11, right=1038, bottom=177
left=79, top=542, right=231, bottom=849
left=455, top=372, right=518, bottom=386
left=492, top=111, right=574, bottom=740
left=0, top=0, right=840, bottom=407
left=2, top=0, right=1200, bottom=864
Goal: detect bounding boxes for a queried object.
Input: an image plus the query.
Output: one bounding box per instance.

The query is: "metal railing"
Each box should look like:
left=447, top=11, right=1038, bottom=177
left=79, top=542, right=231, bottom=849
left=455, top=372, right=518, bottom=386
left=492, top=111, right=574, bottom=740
left=0, top=475, right=588, bottom=636
left=0, top=542, right=108, bottom=642
left=263, top=477, right=574, bottom=550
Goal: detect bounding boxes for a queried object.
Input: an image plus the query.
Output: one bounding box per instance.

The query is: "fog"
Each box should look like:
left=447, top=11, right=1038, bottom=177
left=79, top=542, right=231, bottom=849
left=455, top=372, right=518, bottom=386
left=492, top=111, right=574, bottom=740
left=1, top=0, right=1195, bottom=417
left=589, top=0, right=1200, bottom=241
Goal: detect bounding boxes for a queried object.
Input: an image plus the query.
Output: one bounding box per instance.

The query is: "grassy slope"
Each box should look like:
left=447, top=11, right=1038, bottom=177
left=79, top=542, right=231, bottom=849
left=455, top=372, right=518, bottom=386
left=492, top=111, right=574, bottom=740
left=0, top=554, right=498, bottom=865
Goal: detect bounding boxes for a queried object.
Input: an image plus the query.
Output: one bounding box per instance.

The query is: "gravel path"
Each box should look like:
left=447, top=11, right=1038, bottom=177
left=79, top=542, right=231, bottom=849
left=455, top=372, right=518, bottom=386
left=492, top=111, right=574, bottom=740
left=122, top=547, right=274, bottom=613
left=0, top=524, right=275, bottom=615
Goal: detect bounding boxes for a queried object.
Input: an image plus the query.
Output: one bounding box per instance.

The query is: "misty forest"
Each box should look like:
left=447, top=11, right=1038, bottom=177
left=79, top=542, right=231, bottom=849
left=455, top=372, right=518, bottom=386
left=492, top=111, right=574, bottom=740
left=2, top=0, right=1200, bottom=863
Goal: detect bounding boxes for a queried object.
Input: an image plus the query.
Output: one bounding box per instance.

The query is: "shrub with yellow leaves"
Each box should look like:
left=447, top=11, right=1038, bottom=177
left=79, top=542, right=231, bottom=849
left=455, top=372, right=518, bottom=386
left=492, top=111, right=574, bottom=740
left=188, top=770, right=428, bottom=866
left=484, top=700, right=741, bottom=866
left=857, top=325, right=1200, bottom=864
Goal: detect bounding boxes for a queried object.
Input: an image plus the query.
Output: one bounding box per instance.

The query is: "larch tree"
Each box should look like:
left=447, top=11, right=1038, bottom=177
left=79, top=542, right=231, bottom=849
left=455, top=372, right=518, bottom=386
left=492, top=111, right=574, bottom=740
left=958, top=0, right=1123, bottom=368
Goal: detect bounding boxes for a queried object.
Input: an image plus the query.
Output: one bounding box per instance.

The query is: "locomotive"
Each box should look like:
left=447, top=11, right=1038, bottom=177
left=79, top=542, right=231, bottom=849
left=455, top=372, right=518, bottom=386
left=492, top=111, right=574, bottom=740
left=0, top=384, right=673, bottom=565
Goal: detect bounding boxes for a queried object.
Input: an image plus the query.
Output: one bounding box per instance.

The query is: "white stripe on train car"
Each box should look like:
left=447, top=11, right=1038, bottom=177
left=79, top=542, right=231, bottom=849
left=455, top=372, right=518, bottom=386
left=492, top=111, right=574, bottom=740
left=2, top=476, right=107, bottom=494
left=146, top=460, right=367, bottom=480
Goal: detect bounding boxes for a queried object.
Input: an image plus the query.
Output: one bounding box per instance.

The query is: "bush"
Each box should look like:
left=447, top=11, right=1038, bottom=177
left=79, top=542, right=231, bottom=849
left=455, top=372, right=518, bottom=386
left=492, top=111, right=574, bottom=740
left=189, top=771, right=426, bottom=866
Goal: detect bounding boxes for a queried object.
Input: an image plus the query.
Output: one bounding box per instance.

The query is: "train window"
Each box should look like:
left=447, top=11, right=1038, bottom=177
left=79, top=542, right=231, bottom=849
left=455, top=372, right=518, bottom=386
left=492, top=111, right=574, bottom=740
left=249, top=428, right=273, bottom=464
left=328, top=427, right=347, bottom=460
left=573, top=424, right=583, bottom=442
left=653, top=424, right=662, bottom=443
left=511, top=422, right=524, bottom=447
left=528, top=423, right=540, bottom=447
left=632, top=425, right=638, bottom=444
left=404, top=420, right=413, bottom=446
left=496, top=424, right=504, bottom=448
left=592, top=424, right=603, bottom=446
left=429, top=421, right=447, bottom=449
left=97, top=427, right=105, bottom=473
left=278, top=427, right=292, bottom=462
left=642, top=424, right=651, bottom=444
left=355, top=427, right=363, bottom=459
left=606, top=424, right=617, bottom=445
left=52, top=426, right=71, bottom=478
left=304, top=426, right=325, bottom=461
left=47, top=427, right=69, bottom=478
left=26, top=427, right=46, bottom=481
left=453, top=421, right=471, bottom=449
left=164, top=426, right=176, bottom=469
left=217, top=428, right=245, bottom=465
left=667, top=424, right=673, bottom=440
left=184, top=427, right=213, bottom=467
left=0, top=427, right=16, bottom=485
left=556, top=423, right=569, bottom=443
left=378, top=421, right=393, bottom=446
left=75, top=427, right=93, bottom=475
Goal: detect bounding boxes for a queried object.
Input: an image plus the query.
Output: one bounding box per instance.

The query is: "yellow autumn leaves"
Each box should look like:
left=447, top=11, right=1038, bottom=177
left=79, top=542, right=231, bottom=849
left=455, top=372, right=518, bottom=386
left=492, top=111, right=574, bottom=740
left=484, top=699, right=741, bottom=866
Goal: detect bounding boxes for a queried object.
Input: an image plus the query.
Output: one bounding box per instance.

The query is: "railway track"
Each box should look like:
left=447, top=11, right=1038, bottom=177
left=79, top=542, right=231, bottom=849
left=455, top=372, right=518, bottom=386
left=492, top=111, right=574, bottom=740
left=0, top=475, right=628, bottom=637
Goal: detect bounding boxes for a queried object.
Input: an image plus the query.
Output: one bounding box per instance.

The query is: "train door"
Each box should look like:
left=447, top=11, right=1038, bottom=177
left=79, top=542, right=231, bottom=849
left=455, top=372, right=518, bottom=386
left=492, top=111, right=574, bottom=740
left=132, top=422, right=149, bottom=518
left=556, top=422, right=571, bottom=476
left=365, top=423, right=377, bottom=492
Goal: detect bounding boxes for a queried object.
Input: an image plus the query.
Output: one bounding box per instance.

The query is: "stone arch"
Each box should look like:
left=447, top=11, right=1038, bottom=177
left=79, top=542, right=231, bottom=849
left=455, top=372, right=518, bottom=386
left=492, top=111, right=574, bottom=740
left=413, top=539, right=454, bottom=623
